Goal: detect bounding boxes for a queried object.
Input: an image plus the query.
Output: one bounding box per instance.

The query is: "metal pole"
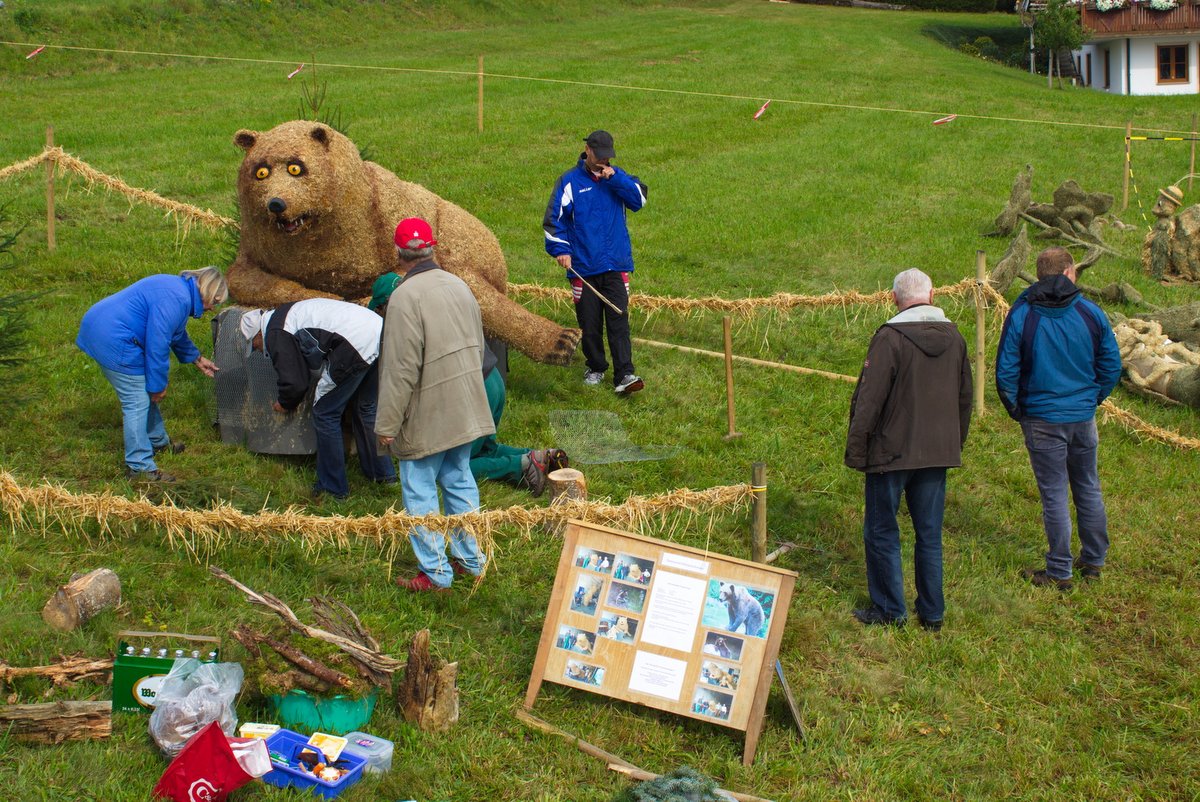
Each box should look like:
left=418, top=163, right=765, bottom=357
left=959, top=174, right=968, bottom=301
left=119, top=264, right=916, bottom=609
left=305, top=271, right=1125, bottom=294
left=750, top=462, right=767, bottom=563
left=974, top=250, right=987, bottom=417
left=45, top=126, right=56, bottom=252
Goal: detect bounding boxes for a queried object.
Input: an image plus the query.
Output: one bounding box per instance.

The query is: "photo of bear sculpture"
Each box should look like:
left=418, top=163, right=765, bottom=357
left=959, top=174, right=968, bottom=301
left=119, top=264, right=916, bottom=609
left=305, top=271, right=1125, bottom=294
left=564, top=660, right=604, bottom=687
left=701, top=660, right=740, bottom=692
left=556, top=625, right=596, bottom=656
left=574, top=547, right=614, bottom=574
left=570, top=575, right=604, bottom=616
left=612, top=554, right=654, bottom=585
left=701, top=580, right=774, bottom=639
left=606, top=581, right=647, bottom=614
left=597, top=613, right=638, bottom=644
left=691, top=687, right=734, bottom=721
left=701, top=632, right=744, bottom=662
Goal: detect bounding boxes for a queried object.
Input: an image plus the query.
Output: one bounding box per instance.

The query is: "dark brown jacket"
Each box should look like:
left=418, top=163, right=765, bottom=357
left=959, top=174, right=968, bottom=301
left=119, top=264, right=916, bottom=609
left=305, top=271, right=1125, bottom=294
left=844, top=305, right=972, bottom=473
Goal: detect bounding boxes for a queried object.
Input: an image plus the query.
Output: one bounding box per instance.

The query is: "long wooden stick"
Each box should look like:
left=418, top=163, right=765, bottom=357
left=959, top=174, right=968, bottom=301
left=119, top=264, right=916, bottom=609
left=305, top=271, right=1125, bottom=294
left=514, top=709, right=775, bottom=802
left=1191, top=113, right=1197, bottom=193
left=1123, top=120, right=1132, bottom=211
left=569, top=266, right=625, bottom=315
left=0, top=656, right=113, bottom=688
left=723, top=316, right=740, bottom=438
left=633, top=337, right=857, bottom=383
left=974, top=250, right=987, bottom=417
left=45, top=127, right=56, bottom=251
left=750, top=462, right=767, bottom=564
left=477, top=55, right=484, bottom=134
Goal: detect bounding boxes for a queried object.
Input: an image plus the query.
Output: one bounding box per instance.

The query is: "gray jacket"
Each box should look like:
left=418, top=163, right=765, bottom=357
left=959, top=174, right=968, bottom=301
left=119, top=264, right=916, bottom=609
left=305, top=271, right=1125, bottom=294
left=375, top=261, right=495, bottom=460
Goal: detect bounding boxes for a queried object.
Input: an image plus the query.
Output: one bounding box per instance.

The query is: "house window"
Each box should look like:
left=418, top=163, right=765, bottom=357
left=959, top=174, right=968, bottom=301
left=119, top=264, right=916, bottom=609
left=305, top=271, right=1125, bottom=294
left=1157, top=44, right=1188, bottom=84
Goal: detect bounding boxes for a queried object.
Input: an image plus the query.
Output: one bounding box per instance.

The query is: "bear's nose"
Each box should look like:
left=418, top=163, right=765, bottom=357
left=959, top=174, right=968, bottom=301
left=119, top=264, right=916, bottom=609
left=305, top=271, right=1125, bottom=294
left=267, top=197, right=287, bottom=215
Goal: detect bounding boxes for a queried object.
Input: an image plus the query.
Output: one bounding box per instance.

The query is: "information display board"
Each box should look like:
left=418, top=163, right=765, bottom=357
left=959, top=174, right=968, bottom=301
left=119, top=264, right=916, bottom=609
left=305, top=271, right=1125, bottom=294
left=524, top=520, right=797, bottom=765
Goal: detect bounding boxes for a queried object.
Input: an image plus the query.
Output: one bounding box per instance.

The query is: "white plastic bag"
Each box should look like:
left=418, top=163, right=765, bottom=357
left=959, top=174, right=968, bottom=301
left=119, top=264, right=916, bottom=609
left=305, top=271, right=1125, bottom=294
left=148, top=658, right=243, bottom=758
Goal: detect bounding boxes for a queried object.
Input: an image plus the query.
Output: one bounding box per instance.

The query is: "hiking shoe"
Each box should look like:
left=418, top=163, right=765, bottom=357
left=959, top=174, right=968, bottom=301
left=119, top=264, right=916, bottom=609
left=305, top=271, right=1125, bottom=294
left=395, top=572, right=449, bottom=592
left=153, top=440, right=186, bottom=456
left=852, top=606, right=905, bottom=627
left=1022, top=567, right=1073, bottom=591
left=1074, top=559, right=1102, bottom=580
left=918, top=617, right=943, bottom=633
left=523, top=450, right=550, bottom=497
left=614, top=374, right=644, bottom=396
left=126, top=469, right=176, bottom=483
left=583, top=370, right=605, bottom=386
left=545, top=448, right=569, bottom=473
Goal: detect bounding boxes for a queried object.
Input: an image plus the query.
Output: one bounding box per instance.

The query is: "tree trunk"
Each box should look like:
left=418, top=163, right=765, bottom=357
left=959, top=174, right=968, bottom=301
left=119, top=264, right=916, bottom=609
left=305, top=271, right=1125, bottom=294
left=0, top=700, right=111, bottom=744
left=544, top=468, right=588, bottom=536
left=396, top=629, right=458, bottom=733
left=41, top=569, right=121, bottom=631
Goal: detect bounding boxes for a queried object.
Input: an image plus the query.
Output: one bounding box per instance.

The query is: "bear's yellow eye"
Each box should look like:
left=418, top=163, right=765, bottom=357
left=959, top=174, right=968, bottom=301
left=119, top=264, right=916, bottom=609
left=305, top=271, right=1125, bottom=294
left=287, top=163, right=303, bottom=176
left=255, top=166, right=270, bottom=180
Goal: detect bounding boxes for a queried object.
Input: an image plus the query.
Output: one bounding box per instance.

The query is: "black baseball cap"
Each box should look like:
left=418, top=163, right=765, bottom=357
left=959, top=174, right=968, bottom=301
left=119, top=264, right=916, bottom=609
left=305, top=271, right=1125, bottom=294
left=584, top=130, right=615, bottom=160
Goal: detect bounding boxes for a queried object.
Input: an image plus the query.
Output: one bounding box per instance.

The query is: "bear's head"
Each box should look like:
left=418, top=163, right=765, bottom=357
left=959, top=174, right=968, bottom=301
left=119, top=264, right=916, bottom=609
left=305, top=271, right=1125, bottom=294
left=234, top=121, right=363, bottom=240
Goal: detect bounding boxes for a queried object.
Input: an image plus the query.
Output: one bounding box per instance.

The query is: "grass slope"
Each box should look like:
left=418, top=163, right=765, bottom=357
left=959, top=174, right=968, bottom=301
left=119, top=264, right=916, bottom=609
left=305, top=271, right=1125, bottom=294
left=1, top=1, right=1198, bottom=800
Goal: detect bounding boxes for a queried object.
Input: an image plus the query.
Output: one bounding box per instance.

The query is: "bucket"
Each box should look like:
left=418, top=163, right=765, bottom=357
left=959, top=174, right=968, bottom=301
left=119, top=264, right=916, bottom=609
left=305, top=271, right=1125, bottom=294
left=268, top=688, right=378, bottom=735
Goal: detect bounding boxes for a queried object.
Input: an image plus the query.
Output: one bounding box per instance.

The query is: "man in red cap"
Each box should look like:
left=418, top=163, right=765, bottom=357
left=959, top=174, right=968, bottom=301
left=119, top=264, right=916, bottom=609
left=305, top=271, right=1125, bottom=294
left=376, top=218, right=496, bottom=591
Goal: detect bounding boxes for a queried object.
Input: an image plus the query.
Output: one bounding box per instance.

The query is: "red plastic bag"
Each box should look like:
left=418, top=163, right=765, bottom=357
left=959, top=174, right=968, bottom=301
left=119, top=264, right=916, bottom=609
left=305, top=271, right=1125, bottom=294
left=151, top=721, right=255, bottom=802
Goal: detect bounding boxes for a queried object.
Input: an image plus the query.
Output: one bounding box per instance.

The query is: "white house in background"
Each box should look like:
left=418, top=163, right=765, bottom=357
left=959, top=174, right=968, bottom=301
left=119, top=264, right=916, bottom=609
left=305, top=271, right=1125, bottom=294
left=1073, top=2, right=1200, bottom=95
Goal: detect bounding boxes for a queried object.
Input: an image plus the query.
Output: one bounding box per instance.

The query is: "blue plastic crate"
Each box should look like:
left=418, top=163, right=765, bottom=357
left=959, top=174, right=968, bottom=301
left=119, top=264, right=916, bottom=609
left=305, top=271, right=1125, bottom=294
left=262, top=728, right=366, bottom=799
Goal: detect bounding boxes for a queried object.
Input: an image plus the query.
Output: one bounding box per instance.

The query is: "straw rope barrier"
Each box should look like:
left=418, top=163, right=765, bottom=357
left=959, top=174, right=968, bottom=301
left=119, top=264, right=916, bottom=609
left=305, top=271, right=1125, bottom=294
left=0, top=146, right=235, bottom=232
left=0, top=470, right=752, bottom=563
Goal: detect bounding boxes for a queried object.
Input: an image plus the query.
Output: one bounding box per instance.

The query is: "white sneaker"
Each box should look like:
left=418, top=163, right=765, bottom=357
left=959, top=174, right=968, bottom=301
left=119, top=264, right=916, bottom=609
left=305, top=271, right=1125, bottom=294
left=614, top=374, right=644, bottom=396
left=583, top=370, right=605, bottom=386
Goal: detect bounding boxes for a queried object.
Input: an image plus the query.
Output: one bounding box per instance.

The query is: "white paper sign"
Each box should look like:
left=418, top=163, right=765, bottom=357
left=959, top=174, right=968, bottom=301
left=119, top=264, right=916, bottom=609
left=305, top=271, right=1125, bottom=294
left=660, top=552, right=710, bottom=574
left=628, top=651, right=687, bottom=701
left=639, top=570, right=706, bottom=652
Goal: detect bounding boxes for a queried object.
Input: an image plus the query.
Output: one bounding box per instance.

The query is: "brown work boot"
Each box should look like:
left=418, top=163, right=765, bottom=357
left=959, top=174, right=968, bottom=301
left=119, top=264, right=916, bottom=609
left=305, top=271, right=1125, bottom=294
left=522, top=451, right=550, bottom=497
left=1022, top=567, right=1072, bottom=591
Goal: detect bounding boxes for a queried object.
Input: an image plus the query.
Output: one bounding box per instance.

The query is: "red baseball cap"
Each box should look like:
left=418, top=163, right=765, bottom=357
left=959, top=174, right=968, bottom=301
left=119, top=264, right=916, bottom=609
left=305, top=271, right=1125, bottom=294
left=394, top=217, right=438, bottom=249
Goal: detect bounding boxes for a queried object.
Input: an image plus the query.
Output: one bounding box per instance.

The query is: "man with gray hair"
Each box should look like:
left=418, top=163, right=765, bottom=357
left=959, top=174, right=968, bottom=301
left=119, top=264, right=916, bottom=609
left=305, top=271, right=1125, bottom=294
left=845, top=268, right=973, bottom=631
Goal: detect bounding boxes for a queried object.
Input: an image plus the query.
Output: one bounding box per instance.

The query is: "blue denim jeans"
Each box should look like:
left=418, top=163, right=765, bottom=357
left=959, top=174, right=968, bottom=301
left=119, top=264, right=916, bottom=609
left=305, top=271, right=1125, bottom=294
left=399, top=441, right=487, bottom=588
left=1020, top=418, right=1109, bottom=580
left=99, top=366, right=169, bottom=473
left=311, top=363, right=396, bottom=498
left=863, top=467, right=947, bottom=623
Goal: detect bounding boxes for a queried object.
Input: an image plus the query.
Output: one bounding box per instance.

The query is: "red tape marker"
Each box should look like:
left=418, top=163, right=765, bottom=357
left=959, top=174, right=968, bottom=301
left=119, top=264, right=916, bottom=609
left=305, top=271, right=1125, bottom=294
left=26, top=45, right=46, bottom=60
left=932, top=114, right=957, bottom=126
left=753, top=100, right=771, bottom=121
left=287, top=63, right=304, bottom=80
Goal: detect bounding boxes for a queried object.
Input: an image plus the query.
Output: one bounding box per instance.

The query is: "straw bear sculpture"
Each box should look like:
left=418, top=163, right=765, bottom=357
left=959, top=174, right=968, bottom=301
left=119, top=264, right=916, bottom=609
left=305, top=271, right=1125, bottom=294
left=227, top=120, right=581, bottom=365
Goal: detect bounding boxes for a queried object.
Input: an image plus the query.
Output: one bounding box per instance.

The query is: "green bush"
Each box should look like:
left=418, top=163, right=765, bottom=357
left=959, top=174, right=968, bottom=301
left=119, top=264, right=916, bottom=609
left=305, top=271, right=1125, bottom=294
left=906, top=0, right=996, bottom=12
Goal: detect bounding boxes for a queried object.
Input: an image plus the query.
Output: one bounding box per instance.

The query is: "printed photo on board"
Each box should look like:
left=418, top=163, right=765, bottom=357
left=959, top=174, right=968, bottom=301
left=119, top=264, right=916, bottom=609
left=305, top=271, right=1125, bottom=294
left=606, top=581, right=647, bottom=614
left=564, top=660, right=605, bottom=687
left=570, top=575, right=604, bottom=616
left=597, top=613, right=639, bottom=644
left=691, top=686, right=734, bottom=721
left=701, top=660, right=740, bottom=692
left=700, top=579, right=774, bottom=639
left=701, top=631, right=744, bottom=662
left=574, top=547, right=614, bottom=574
left=612, top=554, right=654, bottom=585
left=556, top=625, right=596, bottom=656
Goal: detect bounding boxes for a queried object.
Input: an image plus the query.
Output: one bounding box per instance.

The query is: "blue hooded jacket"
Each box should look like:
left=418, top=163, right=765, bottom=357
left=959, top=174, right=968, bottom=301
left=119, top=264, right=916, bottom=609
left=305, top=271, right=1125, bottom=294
left=76, top=274, right=203, bottom=394
left=543, top=156, right=647, bottom=278
left=995, top=274, right=1122, bottom=423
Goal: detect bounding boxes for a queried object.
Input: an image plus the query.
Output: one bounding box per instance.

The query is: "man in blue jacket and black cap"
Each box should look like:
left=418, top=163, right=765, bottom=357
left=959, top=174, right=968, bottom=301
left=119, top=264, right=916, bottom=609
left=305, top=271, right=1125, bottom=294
left=996, top=247, right=1122, bottom=590
left=543, top=129, right=647, bottom=396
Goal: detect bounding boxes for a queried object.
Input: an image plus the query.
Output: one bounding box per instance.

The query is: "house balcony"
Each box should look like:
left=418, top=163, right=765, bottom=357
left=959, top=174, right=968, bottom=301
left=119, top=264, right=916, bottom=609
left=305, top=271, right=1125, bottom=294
left=1081, top=3, right=1200, bottom=36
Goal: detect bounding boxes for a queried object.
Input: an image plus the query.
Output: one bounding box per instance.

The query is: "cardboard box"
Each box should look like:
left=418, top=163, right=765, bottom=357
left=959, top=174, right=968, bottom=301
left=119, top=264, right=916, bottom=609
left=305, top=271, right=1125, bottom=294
left=111, top=630, right=220, bottom=713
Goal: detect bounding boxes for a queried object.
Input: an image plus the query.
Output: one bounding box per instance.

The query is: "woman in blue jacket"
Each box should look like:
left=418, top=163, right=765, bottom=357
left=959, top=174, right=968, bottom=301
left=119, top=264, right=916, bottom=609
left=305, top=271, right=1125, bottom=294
left=77, top=267, right=227, bottom=482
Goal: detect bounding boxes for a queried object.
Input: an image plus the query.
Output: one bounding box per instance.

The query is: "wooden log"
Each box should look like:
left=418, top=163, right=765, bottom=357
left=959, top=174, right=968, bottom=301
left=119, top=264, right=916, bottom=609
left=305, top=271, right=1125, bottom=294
left=396, top=629, right=458, bottom=733
left=232, top=626, right=356, bottom=691
left=548, top=468, right=587, bottom=503
left=0, top=700, right=111, bottom=744
left=41, top=568, right=121, bottom=631
left=0, top=656, right=113, bottom=689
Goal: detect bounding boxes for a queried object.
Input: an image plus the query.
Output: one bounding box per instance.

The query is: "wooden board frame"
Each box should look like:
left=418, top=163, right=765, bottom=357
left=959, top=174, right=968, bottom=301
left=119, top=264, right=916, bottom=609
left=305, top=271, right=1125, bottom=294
left=524, top=519, right=797, bottom=766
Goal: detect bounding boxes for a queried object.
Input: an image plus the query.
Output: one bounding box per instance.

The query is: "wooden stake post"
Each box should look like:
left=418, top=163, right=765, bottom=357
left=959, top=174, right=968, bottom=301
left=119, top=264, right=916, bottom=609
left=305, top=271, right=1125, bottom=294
left=46, top=126, right=56, bottom=251
left=1123, top=120, right=1132, bottom=211
left=477, top=55, right=484, bottom=134
left=750, top=462, right=767, bottom=564
left=723, top=316, right=741, bottom=439
left=1191, top=113, right=1197, bottom=193
left=524, top=519, right=796, bottom=766
left=974, top=251, right=987, bottom=417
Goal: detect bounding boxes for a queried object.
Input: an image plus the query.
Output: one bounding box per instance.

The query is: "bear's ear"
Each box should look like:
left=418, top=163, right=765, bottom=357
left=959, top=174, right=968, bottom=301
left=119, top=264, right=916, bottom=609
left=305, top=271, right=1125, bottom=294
left=234, top=130, right=258, bottom=151
left=310, top=126, right=330, bottom=148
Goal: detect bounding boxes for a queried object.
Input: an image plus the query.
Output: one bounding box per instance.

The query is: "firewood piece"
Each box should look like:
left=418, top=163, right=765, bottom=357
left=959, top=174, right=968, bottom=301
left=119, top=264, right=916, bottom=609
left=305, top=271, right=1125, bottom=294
left=232, top=626, right=355, bottom=691
left=548, top=468, right=587, bottom=503
left=262, top=670, right=332, bottom=696
left=209, top=567, right=403, bottom=677
left=396, top=629, right=458, bottom=732
left=0, top=656, right=113, bottom=688
left=41, top=569, right=121, bottom=631
left=309, top=596, right=390, bottom=689
left=0, top=700, right=111, bottom=744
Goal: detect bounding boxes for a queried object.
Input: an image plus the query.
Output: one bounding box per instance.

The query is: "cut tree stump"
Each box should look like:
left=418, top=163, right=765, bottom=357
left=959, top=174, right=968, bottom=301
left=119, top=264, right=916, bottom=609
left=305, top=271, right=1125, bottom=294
left=41, top=568, right=121, bottom=631
left=544, top=468, right=587, bottom=536
left=396, top=629, right=458, bottom=733
left=0, top=700, right=111, bottom=744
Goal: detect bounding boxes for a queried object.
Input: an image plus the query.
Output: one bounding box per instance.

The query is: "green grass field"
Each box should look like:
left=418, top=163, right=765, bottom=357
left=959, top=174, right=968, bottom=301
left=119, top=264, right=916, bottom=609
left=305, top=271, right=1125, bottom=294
left=2, top=1, right=1199, bottom=800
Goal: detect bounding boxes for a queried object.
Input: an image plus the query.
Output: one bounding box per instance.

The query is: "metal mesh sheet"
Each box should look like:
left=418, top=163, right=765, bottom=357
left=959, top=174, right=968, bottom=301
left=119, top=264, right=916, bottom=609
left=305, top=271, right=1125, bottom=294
left=211, top=307, right=318, bottom=455
left=548, top=410, right=680, bottom=465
